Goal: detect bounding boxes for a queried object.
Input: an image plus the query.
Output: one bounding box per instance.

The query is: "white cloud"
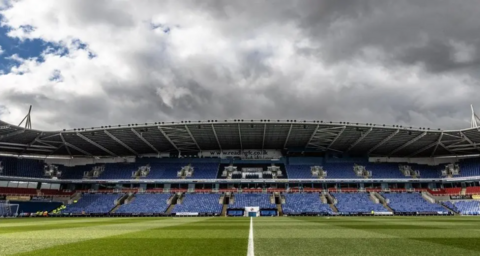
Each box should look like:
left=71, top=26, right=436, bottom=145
left=0, top=0, right=478, bottom=131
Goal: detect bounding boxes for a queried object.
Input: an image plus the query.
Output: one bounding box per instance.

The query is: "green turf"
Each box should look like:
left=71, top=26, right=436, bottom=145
left=1, top=216, right=480, bottom=255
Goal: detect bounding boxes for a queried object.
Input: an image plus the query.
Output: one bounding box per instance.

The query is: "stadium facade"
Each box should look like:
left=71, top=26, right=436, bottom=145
left=1, top=117, right=480, bottom=217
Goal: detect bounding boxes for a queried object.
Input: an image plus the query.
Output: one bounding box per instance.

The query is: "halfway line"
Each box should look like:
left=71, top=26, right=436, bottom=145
left=247, top=217, right=254, bottom=256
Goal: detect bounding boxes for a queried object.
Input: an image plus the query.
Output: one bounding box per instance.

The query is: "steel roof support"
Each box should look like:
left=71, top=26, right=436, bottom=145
left=131, top=128, right=160, bottom=154
left=0, top=145, right=53, bottom=153
left=59, top=133, right=72, bottom=156
left=211, top=124, right=222, bottom=151
left=0, top=130, right=25, bottom=140
left=388, top=132, right=427, bottom=156
left=76, top=133, right=117, bottom=156
left=306, top=125, right=320, bottom=148
left=283, top=124, right=293, bottom=149
left=157, top=127, right=180, bottom=153
left=0, top=141, right=56, bottom=150
left=262, top=123, right=267, bottom=150
left=460, top=131, right=478, bottom=150
left=408, top=141, right=438, bottom=157
left=104, top=130, right=139, bottom=156
left=367, top=129, right=399, bottom=154
left=430, top=133, right=444, bottom=157
left=346, top=128, right=373, bottom=152
left=238, top=124, right=243, bottom=151
left=64, top=142, right=92, bottom=156
left=327, top=126, right=346, bottom=149
left=306, top=126, right=345, bottom=151
left=185, top=125, right=201, bottom=151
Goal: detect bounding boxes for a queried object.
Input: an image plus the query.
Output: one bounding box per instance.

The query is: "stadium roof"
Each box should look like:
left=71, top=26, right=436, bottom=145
left=1, top=119, right=480, bottom=158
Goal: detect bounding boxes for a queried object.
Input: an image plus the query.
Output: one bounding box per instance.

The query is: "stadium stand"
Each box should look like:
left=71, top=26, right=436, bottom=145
left=444, top=200, right=480, bottom=215
left=282, top=193, right=333, bottom=215
left=458, top=158, right=480, bottom=177
left=185, top=163, right=219, bottom=179
left=332, top=192, right=387, bottom=214
left=63, top=194, right=122, bottom=214
left=381, top=193, right=448, bottom=214
left=229, top=193, right=276, bottom=209
left=172, top=194, right=222, bottom=214
left=116, top=194, right=171, bottom=214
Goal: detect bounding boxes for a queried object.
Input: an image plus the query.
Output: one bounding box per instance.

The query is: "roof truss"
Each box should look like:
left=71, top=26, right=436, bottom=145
left=104, top=130, right=139, bottom=156
left=367, top=129, right=399, bottom=154
left=306, top=126, right=345, bottom=152
left=388, top=132, right=427, bottom=156
left=76, top=133, right=117, bottom=156
left=131, top=128, right=160, bottom=154
left=158, top=126, right=199, bottom=152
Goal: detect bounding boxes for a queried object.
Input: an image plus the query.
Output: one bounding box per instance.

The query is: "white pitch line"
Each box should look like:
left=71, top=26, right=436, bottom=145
left=247, top=217, right=254, bottom=256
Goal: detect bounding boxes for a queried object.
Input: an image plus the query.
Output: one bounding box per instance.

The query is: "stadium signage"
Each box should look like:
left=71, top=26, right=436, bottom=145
left=175, top=212, right=199, bottom=216
left=449, top=195, right=473, bottom=200
left=201, top=149, right=282, bottom=159
left=0, top=125, right=10, bottom=129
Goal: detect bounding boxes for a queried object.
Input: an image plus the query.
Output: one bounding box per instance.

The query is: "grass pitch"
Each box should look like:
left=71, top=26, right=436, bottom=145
left=1, top=216, right=480, bottom=255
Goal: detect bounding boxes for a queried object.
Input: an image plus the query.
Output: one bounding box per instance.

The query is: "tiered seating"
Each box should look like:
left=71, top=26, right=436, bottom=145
left=442, top=201, right=458, bottom=212
left=40, top=189, right=75, bottom=197
left=0, top=157, right=44, bottom=178
left=145, top=163, right=183, bottom=179
left=282, top=193, right=333, bottom=214
left=323, top=163, right=359, bottom=179
left=381, top=193, right=448, bottom=214
left=367, top=163, right=405, bottom=179
left=0, top=187, right=37, bottom=196
left=446, top=201, right=480, bottom=215
left=286, top=165, right=313, bottom=179
left=61, top=165, right=93, bottom=179
left=97, top=163, right=140, bottom=179
left=332, top=192, right=387, bottom=214
left=458, top=158, right=480, bottom=177
left=63, top=194, right=122, bottom=214
left=410, top=164, right=440, bottom=178
left=444, top=188, right=462, bottom=194
left=466, top=187, right=480, bottom=194
left=16, top=159, right=44, bottom=178
left=116, top=194, right=171, bottom=214
left=172, top=194, right=222, bottom=214
left=186, top=163, right=219, bottom=179
left=229, top=193, right=276, bottom=209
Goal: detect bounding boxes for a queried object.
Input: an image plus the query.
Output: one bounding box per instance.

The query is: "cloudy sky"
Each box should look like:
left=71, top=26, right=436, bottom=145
left=0, top=0, right=479, bottom=131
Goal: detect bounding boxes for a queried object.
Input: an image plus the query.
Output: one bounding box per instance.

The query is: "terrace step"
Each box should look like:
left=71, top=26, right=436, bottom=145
left=329, top=204, right=338, bottom=213
left=166, top=204, right=175, bottom=214
left=110, top=204, right=121, bottom=213
left=276, top=204, right=283, bottom=216
left=441, top=204, right=458, bottom=215
left=221, top=204, right=228, bottom=217
left=383, top=204, right=394, bottom=213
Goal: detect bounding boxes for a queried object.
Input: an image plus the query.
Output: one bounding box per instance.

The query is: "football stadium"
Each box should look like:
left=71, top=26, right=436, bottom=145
left=2, top=116, right=480, bottom=255
left=2, top=1, right=480, bottom=255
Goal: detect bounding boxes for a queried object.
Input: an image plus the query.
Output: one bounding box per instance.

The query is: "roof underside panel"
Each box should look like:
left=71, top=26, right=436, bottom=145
left=214, top=124, right=241, bottom=149
left=2, top=120, right=480, bottom=157
left=348, top=129, right=396, bottom=154
left=329, top=126, right=364, bottom=152
left=106, top=129, right=156, bottom=155
left=286, top=124, right=317, bottom=148
left=264, top=124, right=290, bottom=149
left=131, top=127, right=172, bottom=152
left=238, top=124, right=264, bottom=149
left=189, top=124, right=221, bottom=150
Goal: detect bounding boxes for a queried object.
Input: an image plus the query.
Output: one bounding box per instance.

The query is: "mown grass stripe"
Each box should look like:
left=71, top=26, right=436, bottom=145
left=0, top=217, right=204, bottom=255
